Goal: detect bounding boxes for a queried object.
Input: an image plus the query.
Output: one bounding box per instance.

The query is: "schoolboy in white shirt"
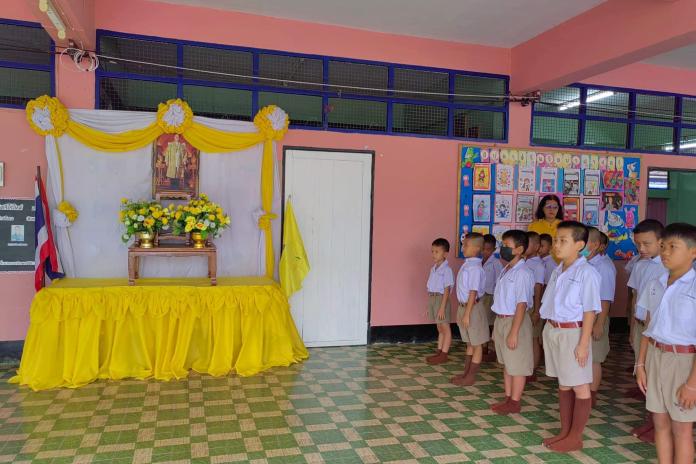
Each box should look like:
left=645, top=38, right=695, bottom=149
left=452, top=233, right=487, bottom=386
left=541, top=221, right=601, bottom=453
left=490, top=230, right=534, bottom=416
left=425, top=238, right=454, bottom=365
left=586, top=228, right=616, bottom=407
left=540, top=233, right=556, bottom=285
left=481, top=234, right=503, bottom=362
left=525, top=231, right=546, bottom=381
left=636, top=223, right=696, bottom=464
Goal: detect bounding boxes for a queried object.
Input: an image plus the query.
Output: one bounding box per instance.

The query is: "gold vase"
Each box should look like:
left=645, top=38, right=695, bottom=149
left=137, top=231, right=155, bottom=248
left=191, top=232, right=206, bottom=249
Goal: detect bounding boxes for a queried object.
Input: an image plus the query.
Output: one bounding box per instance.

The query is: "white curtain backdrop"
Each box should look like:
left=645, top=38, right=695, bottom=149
left=44, top=109, right=281, bottom=279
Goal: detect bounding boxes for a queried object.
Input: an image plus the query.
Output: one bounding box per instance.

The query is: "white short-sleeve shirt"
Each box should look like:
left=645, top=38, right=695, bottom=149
left=526, top=256, right=546, bottom=285
left=456, top=257, right=485, bottom=303
left=540, top=257, right=602, bottom=322
left=640, top=269, right=696, bottom=346
left=542, top=255, right=556, bottom=285
left=427, top=260, right=454, bottom=294
left=482, top=255, right=503, bottom=295
left=491, top=259, right=534, bottom=316
left=627, top=255, right=668, bottom=321
left=624, top=254, right=640, bottom=277
left=589, top=254, right=617, bottom=302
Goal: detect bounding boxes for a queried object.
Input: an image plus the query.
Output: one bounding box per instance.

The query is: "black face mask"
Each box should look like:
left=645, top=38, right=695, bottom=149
left=500, top=246, right=515, bottom=262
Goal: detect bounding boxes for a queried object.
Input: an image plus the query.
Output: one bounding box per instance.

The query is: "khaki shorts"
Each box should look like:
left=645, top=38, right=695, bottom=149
left=482, top=294, right=495, bottom=326
left=543, top=324, right=593, bottom=387
left=632, top=319, right=647, bottom=363
left=646, top=344, right=696, bottom=422
left=457, top=301, right=490, bottom=346
left=592, top=317, right=610, bottom=364
left=493, top=312, right=533, bottom=376
left=532, top=316, right=544, bottom=339
left=427, top=294, right=451, bottom=324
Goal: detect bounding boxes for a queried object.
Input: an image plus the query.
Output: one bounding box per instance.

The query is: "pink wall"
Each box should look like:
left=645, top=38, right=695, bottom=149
left=2, top=0, right=696, bottom=340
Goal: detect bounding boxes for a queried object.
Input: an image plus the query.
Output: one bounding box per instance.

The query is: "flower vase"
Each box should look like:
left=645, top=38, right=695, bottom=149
left=191, top=232, right=206, bottom=249
left=137, top=231, right=156, bottom=248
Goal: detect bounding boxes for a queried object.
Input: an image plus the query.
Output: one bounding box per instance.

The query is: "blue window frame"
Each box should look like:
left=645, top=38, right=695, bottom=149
left=531, top=83, right=696, bottom=155
left=0, top=19, right=55, bottom=109
left=95, top=30, right=509, bottom=142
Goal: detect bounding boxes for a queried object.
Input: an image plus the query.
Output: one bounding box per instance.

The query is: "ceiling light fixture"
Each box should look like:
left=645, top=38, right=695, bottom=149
left=39, top=0, right=67, bottom=40
left=559, top=90, right=614, bottom=111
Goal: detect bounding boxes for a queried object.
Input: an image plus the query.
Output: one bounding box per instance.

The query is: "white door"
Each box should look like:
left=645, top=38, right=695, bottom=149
left=284, top=149, right=372, bottom=347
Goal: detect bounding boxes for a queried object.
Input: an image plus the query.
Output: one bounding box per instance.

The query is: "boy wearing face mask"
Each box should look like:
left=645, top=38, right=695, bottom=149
left=490, top=230, right=535, bottom=415
left=585, top=227, right=616, bottom=407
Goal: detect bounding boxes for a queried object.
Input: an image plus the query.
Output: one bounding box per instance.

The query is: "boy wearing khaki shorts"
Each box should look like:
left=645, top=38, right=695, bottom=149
left=525, top=231, right=546, bottom=382
left=481, top=234, right=503, bottom=362
left=425, top=238, right=454, bottom=365
left=636, top=223, right=696, bottom=464
left=490, top=230, right=534, bottom=415
left=452, top=233, right=487, bottom=386
left=540, top=221, right=601, bottom=453
left=587, top=229, right=616, bottom=407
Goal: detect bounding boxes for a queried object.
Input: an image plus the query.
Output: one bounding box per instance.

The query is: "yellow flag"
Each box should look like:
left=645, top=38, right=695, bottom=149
left=280, top=199, right=310, bottom=297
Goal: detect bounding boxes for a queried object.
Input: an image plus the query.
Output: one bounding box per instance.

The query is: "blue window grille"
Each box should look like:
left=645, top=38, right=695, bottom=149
left=531, top=83, right=696, bottom=155
left=0, top=19, right=55, bottom=109
left=95, top=30, right=509, bottom=142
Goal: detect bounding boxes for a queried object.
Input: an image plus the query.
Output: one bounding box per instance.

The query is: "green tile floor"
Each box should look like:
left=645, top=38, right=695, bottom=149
left=0, top=337, right=658, bottom=463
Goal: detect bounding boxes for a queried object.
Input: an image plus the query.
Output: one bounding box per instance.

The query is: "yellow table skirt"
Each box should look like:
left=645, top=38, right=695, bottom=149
left=10, top=277, right=309, bottom=391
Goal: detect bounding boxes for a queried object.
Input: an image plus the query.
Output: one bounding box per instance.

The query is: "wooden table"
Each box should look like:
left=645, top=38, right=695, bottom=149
left=128, top=244, right=217, bottom=286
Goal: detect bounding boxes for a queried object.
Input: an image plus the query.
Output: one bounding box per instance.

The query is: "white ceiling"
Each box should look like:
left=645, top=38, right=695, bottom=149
left=643, top=44, right=696, bottom=70
left=153, top=0, right=606, bottom=47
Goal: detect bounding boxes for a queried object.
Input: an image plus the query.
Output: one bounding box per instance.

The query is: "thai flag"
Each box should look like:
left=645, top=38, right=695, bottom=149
left=34, top=174, right=63, bottom=291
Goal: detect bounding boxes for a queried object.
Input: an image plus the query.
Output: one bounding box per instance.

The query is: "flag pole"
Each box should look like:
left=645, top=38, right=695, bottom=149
left=35, top=166, right=45, bottom=289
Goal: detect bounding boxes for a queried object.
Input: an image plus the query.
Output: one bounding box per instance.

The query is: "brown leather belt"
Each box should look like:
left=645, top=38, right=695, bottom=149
left=548, top=320, right=583, bottom=329
left=650, top=338, right=696, bottom=354
left=428, top=292, right=442, bottom=296
left=496, top=314, right=514, bottom=318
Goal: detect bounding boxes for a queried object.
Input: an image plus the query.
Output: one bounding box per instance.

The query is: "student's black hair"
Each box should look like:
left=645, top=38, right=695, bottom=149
left=662, top=222, right=696, bottom=248
left=586, top=226, right=601, bottom=243
left=432, top=238, right=450, bottom=252
left=557, top=220, right=589, bottom=245
left=502, top=229, right=529, bottom=253
left=483, top=234, right=497, bottom=247
left=633, top=219, right=665, bottom=239
left=539, top=233, right=553, bottom=245
left=599, top=231, right=609, bottom=247
left=526, top=230, right=540, bottom=243
left=535, top=194, right=564, bottom=220
left=465, top=232, right=484, bottom=248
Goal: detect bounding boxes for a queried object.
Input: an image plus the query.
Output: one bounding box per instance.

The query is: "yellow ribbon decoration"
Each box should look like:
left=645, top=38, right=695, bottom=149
left=26, top=96, right=289, bottom=278
left=57, top=201, right=79, bottom=223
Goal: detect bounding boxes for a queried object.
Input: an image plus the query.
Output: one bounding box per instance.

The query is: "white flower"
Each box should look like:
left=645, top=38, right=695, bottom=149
left=210, top=223, right=216, bottom=228
left=122, top=233, right=129, bottom=240
left=204, top=219, right=210, bottom=227
left=267, top=107, right=288, bottom=131
left=163, top=103, right=185, bottom=128
left=162, top=225, right=169, bottom=230
left=125, top=220, right=130, bottom=225
left=137, top=215, right=145, bottom=221
left=32, top=107, right=53, bottom=131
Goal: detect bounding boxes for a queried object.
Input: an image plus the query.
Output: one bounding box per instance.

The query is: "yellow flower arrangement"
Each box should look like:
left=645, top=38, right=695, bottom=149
left=26, top=95, right=69, bottom=137
left=156, top=99, right=194, bottom=134
left=118, top=199, right=172, bottom=243
left=57, top=201, right=79, bottom=223
left=172, top=193, right=231, bottom=240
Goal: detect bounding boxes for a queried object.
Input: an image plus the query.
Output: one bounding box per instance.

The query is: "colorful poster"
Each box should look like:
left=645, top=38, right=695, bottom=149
left=601, top=192, right=623, bottom=211
left=492, top=224, right=509, bottom=244
left=583, top=169, right=600, bottom=196
left=494, top=194, right=514, bottom=223
left=602, top=170, right=624, bottom=191
left=563, top=197, right=580, bottom=221
left=605, top=209, right=636, bottom=260
left=472, top=194, right=491, bottom=223
left=624, top=177, right=639, bottom=204
left=582, top=197, right=600, bottom=226
left=518, top=166, right=536, bottom=193
left=473, top=163, right=491, bottom=191
left=624, top=205, right=638, bottom=230
left=563, top=168, right=580, bottom=195
left=516, top=195, right=535, bottom=223
left=472, top=224, right=490, bottom=235
left=540, top=167, right=558, bottom=193
left=571, top=154, right=581, bottom=169
left=496, top=164, right=515, bottom=192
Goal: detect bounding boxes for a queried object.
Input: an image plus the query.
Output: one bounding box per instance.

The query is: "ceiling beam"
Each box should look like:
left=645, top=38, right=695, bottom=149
left=27, top=0, right=95, bottom=49
left=511, top=0, right=696, bottom=94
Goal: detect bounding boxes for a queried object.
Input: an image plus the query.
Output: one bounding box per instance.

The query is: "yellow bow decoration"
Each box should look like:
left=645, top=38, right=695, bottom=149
left=156, top=99, right=194, bottom=134
left=258, top=213, right=278, bottom=231
left=26, top=96, right=69, bottom=137
left=254, top=105, right=289, bottom=141
left=57, top=201, right=79, bottom=223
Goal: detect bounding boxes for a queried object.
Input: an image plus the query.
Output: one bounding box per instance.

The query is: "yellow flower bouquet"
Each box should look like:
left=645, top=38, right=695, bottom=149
left=171, top=194, right=231, bottom=240
left=119, top=198, right=172, bottom=243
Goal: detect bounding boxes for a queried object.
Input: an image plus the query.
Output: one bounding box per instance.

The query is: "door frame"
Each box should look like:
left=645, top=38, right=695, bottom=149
left=282, top=146, right=376, bottom=344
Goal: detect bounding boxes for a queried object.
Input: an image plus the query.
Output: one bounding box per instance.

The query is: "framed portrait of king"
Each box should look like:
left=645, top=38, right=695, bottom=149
left=152, top=133, right=200, bottom=200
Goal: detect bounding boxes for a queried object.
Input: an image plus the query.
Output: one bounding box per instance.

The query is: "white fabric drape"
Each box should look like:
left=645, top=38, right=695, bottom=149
left=44, top=109, right=281, bottom=279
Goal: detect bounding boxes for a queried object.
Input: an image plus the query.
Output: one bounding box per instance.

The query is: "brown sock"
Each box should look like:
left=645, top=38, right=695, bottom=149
left=548, top=397, right=591, bottom=453
left=590, top=391, right=597, bottom=408
left=491, top=396, right=510, bottom=411
left=453, top=362, right=480, bottom=386
left=451, top=354, right=472, bottom=383
left=425, top=349, right=442, bottom=361
left=631, top=414, right=654, bottom=437
left=495, top=398, right=521, bottom=415
left=428, top=350, right=448, bottom=365
left=543, top=389, right=575, bottom=447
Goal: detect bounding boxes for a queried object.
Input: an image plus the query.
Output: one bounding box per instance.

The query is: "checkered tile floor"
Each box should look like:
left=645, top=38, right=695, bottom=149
left=0, top=336, right=658, bottom=463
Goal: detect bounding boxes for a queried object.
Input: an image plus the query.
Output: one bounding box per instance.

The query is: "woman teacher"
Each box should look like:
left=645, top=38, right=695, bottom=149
left=528, top=194, right=563, bottom=239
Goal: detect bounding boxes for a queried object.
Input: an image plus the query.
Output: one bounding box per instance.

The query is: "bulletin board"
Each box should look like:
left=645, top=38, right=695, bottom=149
left=0, top=198, right=35, bottom=272
left=456, top=146, right=640, bottom=260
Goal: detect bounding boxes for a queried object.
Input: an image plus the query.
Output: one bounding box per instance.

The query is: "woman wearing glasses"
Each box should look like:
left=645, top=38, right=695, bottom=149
left=528, top=194, right=564, bottom=241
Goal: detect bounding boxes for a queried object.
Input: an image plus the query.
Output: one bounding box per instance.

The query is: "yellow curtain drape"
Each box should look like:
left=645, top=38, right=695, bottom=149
left=27, top=97, right=286, bottom=278
left=9, top=277, right=309, bottom=391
